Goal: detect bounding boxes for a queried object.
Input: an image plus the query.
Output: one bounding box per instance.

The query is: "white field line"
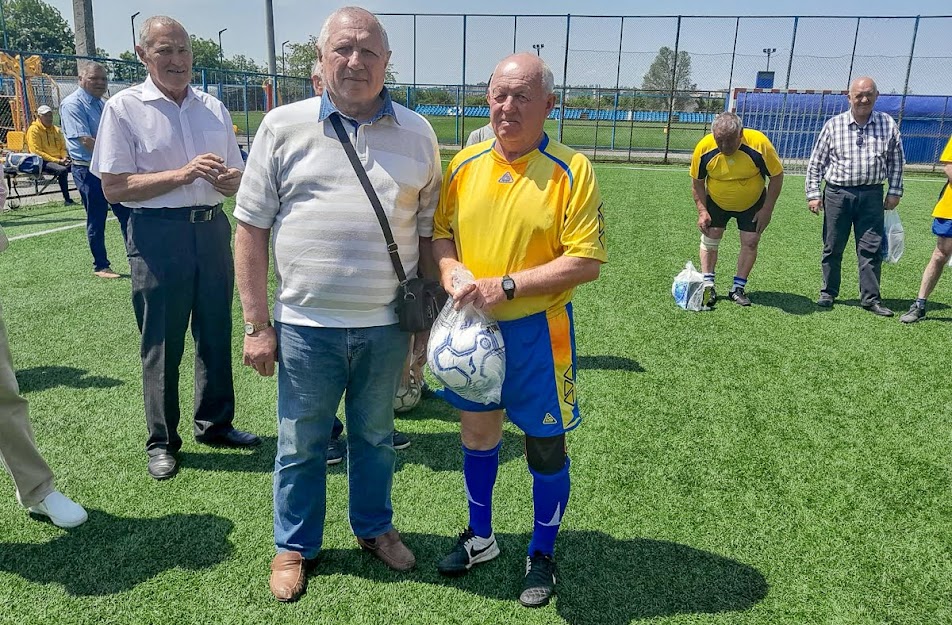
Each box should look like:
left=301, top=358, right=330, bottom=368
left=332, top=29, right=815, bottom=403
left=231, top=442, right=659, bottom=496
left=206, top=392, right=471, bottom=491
left=9, top=216, right=116, bottom=241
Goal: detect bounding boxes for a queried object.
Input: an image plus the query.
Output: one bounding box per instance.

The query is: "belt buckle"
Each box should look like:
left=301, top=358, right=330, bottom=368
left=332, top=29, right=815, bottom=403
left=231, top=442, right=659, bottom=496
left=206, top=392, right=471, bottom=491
left=189, top=207, right=214, bottom=223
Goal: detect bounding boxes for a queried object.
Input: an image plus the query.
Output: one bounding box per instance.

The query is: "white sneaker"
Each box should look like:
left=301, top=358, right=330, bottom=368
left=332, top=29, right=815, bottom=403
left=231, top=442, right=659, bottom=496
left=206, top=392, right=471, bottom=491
left=437, top=527, right=500, bottom=576
left=28, top=491, right=88, bottom=528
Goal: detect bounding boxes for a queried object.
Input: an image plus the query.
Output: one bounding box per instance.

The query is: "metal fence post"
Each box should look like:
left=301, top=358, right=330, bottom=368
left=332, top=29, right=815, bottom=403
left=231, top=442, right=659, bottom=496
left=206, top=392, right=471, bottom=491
left=18, top=52, right=30, bottom=127
left=726, top=17, right=740, bottom=105
left=558, top=14, right=571, bottom=143
left=201, top=68, right=207, bottom=93
left=846, top=17, right=861, bottom=88
left=662, top=16, right=682, bottom=163
left=243, top=76, right=250, bottom=147
left=611, top=16, right=625, bottom=151
left=898, top=15, right=920, bottom=129
left=784, top=17, right=798, bottom=89
left=461, top=14, right=467, bottom=144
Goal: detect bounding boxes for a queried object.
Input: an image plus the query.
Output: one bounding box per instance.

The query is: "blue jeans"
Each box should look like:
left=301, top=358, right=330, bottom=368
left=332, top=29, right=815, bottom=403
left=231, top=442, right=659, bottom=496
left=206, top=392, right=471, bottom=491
left=273, top=321, right=409, bottom=558
left=72, top=165, right=130, bottom=271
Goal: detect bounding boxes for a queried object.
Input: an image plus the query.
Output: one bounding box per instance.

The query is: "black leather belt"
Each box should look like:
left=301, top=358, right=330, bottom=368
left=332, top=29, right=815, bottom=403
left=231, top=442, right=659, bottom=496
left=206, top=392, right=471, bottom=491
left=825, top=182, right=882, bottom=191
left=132, top=204, right=223, bottom=223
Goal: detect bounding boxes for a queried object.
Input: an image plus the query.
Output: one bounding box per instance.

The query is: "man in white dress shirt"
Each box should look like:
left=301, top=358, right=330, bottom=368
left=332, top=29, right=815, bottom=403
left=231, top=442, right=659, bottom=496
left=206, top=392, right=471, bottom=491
left=92, top=15, right=260, bottom=481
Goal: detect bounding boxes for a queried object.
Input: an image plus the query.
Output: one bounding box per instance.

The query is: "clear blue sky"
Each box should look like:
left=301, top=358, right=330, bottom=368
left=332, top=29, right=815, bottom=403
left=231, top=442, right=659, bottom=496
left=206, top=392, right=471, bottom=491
left=44, top=0, right=951, bottom=93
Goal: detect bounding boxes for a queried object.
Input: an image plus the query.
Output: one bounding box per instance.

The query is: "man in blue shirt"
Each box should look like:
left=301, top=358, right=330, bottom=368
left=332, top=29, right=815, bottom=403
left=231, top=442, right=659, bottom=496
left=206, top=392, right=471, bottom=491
left=60, top=62, right=130, bottom=279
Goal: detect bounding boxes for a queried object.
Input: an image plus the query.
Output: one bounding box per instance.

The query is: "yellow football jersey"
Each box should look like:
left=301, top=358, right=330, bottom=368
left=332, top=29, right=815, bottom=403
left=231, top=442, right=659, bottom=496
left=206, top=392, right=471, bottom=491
left=930, top=136, right=952, bottom=219
left=434, top=135, right=607, bottom=321
left=690, top=128, right=783, bottom=211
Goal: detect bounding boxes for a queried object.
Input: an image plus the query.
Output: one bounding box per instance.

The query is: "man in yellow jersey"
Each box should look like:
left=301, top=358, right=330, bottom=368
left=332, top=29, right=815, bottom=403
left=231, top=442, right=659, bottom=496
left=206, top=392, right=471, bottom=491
left=432, top=52, right=606, bottom=608
left=899, top=135, right=952, bottom=323
left=690, top=111, right=784, bottom=306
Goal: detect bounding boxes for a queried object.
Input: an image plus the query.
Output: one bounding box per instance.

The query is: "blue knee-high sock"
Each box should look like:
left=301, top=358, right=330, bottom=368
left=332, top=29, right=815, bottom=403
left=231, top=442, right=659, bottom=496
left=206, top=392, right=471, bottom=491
left=463, top=442, right=500, bottom=538
left=528, top=457, right=571, bottom=556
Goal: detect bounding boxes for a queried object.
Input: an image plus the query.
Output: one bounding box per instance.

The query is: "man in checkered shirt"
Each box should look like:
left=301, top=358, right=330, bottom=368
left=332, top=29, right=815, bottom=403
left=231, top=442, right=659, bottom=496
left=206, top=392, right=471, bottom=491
left=806, top=76, right=905, bottom=316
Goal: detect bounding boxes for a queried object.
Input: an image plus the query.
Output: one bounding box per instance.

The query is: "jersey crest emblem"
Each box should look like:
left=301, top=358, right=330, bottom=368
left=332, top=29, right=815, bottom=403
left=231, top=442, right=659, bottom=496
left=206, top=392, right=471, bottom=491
left=498, top=171, right=514, bottom=184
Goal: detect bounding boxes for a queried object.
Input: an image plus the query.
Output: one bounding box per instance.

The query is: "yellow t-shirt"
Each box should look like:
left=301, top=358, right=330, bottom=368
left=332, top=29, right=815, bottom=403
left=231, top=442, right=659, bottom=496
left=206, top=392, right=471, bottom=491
left=690, top=128, right=783, bottom=211
left=433, top=134, right=607, bottom=321
left=930, top=136, right=952, bottom=219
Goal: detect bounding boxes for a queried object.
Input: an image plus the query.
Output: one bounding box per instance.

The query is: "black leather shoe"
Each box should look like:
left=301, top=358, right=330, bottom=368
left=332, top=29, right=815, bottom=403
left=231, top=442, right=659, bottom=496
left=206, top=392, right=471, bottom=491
left=197, top=428, right=262, bottom=448
left=148, top=453, right=178, bottom=480
left=816, top=296, right=834, bottom=308
left=863, top=302, right=894, bottom=317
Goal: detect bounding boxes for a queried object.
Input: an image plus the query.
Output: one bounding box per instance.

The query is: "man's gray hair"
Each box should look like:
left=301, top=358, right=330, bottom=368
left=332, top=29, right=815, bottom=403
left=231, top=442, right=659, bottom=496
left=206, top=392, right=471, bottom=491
left=79, top=61, right=107, bottom=79
left=316, top=6, right=389, bottom=61
left=712, top=111, right=743, bottom=138
left=539, top=60, right=555, bottom=95
left=138, top=16, right=190, bottom=50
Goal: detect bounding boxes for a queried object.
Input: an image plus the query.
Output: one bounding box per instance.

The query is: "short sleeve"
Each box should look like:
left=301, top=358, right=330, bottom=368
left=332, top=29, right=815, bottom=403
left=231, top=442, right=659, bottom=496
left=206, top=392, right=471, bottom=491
left=90, top=100, right=137, bottom=176
left=561, top=154, right=607, bottom=262
left=761, top=137, right=784, bottom=176
left=940, top=136, right=952, bottom=164
left=233, top=117, right=280, bottom=229
left=432, top=154, right=461, bottom=242
left=60, top=100, right=92, bottom=140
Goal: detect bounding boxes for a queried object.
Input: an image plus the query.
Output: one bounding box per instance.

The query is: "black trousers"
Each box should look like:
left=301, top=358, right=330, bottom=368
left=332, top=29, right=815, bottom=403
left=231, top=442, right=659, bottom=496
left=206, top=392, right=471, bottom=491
left=41, top=160, right=71, bottom=202
left=126, top=207, right=235, bottom=456
left=821, top=183, right=884, bottom=306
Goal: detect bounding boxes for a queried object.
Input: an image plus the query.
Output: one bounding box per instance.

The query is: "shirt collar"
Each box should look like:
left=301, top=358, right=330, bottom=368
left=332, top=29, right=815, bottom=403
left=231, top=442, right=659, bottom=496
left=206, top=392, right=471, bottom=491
left=140, top=74, right=199, bottom=107
left=76, top=88, right=102, bottom=105
left=848, top=110, right=877, bottom=128
left=318, top=86, right=398, bottom=125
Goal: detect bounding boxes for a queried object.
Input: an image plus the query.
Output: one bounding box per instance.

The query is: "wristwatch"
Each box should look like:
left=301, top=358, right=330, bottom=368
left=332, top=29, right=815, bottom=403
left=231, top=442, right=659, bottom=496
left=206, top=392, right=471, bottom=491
left=244, top=320, right=271, bottom=335
left=502, top=275, right=516, bottom=300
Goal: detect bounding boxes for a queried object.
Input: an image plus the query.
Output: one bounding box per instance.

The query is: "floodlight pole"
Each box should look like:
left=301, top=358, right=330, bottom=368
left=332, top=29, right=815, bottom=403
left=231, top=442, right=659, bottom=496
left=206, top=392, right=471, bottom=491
left=762, top=47, right=776, bottom=72
left=532, top=43, right=544, bottom=56
left=130, top=12, right=140, bottom=51
left=265, top=0, right=277, bottom=108
left=218, top=28, right=228, bottom=67
left=281, top=40, right=290, bottom=75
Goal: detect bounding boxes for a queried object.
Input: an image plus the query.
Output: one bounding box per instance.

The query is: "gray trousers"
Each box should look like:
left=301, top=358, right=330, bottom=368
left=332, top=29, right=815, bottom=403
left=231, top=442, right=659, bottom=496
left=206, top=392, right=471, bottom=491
left=126, top=208, right=236, bottom=457
left=0, top=298, right=54, bottom=508
left=821, top=183, right=885, bottom=306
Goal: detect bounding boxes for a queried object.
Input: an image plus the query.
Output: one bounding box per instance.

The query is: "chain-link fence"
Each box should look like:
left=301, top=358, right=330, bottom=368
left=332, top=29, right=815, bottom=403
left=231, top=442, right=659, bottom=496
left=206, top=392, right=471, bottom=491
left=0, top=50, right=312, bottom=158
left=2, top=14, right=950, bottom=172
left=378, top=13, right=952, bottom=170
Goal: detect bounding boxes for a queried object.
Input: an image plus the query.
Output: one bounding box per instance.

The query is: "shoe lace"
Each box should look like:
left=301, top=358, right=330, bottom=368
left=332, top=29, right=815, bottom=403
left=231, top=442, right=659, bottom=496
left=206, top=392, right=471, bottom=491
left=525, top=551, right=556, bottom=584
left=456, top=527, right=477, bottom=547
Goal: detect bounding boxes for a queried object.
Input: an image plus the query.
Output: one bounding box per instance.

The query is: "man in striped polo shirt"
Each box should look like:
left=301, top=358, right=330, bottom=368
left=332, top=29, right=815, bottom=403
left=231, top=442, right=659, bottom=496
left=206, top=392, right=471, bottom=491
left=234, top=7, right=442, bottom=602
left=806, top=76, right=905, bottom=316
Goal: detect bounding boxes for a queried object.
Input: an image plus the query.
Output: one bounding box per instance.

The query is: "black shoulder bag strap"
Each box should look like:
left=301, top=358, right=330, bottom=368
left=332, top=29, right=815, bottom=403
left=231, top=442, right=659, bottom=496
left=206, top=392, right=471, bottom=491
left=329, top=113, right=408, bottom=285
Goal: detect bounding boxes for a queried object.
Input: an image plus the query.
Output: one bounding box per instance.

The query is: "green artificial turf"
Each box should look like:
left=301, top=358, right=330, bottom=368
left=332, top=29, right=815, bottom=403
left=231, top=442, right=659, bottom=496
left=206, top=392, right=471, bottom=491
left=0, top=168, right=949, bottom=624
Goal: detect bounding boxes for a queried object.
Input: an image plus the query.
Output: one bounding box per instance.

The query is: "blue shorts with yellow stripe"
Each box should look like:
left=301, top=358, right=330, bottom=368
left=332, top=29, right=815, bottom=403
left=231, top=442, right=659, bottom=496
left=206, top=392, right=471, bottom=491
left=442, top=303, right=580, bottom=438
left=933, top=218, right=952, bottom=238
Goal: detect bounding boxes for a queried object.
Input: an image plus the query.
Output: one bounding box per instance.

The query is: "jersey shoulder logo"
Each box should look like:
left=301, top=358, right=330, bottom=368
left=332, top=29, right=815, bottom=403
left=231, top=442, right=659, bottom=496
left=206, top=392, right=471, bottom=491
left=498, top=171, right=514, bottom=184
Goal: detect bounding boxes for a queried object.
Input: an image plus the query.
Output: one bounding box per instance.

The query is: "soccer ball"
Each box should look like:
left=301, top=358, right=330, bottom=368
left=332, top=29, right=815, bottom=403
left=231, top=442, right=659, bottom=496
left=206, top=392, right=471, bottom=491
left=393, top=370, right=422, bottom=413
left=427, top=308, right=506, bottom=405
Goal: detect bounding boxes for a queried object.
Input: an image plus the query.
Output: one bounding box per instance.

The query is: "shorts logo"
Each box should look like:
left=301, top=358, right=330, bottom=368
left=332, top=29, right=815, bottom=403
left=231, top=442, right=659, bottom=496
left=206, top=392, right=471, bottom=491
left=542, top=413, right=557, bottom=425
left=498, top=171, right=514, bottom=184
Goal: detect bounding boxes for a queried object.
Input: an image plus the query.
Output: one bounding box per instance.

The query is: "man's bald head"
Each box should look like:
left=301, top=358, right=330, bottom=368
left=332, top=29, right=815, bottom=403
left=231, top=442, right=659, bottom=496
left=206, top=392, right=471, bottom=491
left=847, top=76, right=879, bottom=122
left=490, top=53, right=555, bottom=96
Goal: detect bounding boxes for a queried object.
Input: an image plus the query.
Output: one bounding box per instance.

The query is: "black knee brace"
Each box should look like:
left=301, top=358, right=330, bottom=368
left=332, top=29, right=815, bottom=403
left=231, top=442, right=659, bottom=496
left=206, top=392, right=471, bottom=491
left=525, top=433, right=567, bottom=475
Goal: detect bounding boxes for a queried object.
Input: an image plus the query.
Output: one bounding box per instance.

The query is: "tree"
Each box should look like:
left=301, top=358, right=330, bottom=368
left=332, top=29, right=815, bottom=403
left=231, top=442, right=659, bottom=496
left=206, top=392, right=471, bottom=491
left=641, top=46, right=696, bottom=110
left=3, top=0, right=74, bottom=53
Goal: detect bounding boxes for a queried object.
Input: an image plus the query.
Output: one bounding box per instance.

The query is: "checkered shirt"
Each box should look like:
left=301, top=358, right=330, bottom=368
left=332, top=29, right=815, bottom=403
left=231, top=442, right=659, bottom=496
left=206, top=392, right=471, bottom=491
left=805, top=109, right=905, bottom=200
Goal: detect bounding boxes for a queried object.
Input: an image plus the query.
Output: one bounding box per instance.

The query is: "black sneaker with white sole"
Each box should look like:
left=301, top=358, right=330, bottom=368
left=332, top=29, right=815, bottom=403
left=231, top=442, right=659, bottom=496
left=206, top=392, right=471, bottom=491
left=519, top=551, right=557, bottom=608
left=437, top=527, right=500, bottom=576
left=392, top=430, right=411, bottom=450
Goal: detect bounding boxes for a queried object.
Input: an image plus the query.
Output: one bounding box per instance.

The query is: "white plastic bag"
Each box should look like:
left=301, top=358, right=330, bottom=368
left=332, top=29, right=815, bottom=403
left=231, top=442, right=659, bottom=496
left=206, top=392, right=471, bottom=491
left=882, top=210, right=904, bottom=264
left=426, top=268, right=506, bottom=404
left=672, top=261, right=706, bottom=311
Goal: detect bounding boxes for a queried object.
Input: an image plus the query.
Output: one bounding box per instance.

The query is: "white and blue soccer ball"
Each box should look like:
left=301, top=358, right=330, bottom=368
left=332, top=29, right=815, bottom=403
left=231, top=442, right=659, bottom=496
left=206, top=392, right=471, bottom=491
left=427, top=304, right=506, bottom=405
